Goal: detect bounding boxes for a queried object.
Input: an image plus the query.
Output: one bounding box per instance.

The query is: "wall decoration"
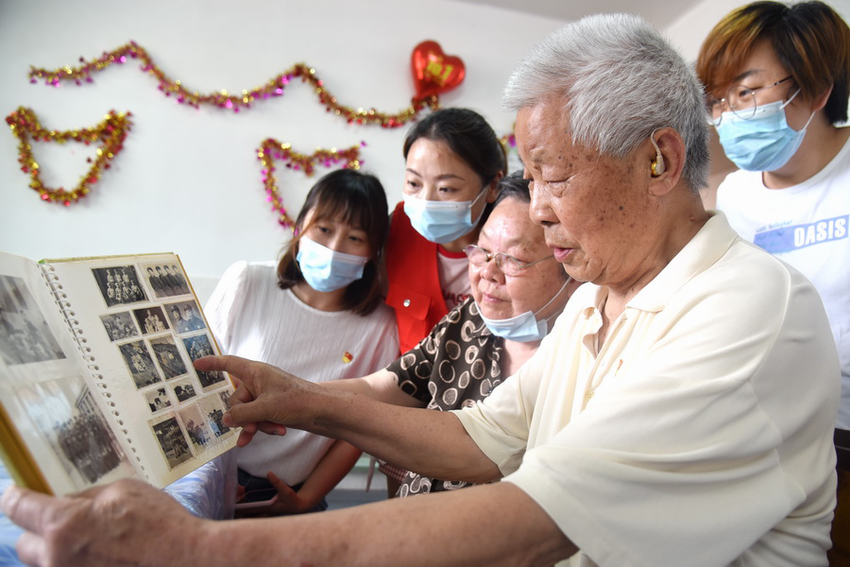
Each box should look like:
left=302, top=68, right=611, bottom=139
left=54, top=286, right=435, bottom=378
left=411, top=40, right=466, bottom=102
left=5, top=107, right=132, bottom=206
left=257, top=139, right=364, bottom=229
left=28, top=41, right=456, bottom=127
left=21, top=41, right=508, bottom=225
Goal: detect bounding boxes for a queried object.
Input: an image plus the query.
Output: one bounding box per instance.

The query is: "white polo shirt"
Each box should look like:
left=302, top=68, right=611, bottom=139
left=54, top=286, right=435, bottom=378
left=454, top=212, right=840, bottom=567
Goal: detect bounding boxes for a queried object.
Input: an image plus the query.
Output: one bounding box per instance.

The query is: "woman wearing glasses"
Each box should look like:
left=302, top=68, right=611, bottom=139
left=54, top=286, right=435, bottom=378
left=697, top=4, right=850, bottom=560
left=697, top=1, right=849, bottom=422
left=330, top=173, right=580, bottom=497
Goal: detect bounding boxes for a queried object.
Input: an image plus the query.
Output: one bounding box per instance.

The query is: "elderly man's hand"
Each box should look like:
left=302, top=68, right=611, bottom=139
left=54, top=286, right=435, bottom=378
left=1, top=479, right=203, bottom=567
left=194, top=355, right=325, bottom=447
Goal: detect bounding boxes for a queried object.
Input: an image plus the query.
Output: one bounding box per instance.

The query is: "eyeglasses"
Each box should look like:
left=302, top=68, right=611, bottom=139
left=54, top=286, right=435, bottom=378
left=706, top=76, right=794, bottom=125
left=464, top=244, right=554, bottom=277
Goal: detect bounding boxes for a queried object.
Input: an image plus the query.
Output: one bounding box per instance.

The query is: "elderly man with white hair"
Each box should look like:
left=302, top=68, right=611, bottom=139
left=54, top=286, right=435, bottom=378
left=2, top=13, right=839, bottom=567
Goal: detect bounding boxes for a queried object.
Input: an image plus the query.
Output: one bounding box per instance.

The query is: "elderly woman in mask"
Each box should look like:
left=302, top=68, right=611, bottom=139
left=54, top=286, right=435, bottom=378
left=326, top=172, right=580, bottom=497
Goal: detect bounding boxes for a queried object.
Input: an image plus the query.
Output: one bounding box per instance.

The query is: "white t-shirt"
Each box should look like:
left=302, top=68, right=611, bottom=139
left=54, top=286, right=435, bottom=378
left=454, top=213, right=839, bottom=567
left=204, top=261, right=399, bottom=484
left=717, top=134, right=850, bottom=428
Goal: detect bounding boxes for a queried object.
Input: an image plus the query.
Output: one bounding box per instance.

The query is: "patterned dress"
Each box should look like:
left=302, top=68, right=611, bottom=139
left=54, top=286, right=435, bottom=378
left=386, top=296, right=504, bottom=496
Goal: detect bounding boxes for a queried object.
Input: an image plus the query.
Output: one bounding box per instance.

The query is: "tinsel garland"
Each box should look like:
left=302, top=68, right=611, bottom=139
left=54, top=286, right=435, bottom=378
left=21, top=41, right=516, bottom=221
left=257, top=139, right=364, bottom=229
left=5, top=107, right=132, bottom=206
left=29, top=42, right=441, bottom=126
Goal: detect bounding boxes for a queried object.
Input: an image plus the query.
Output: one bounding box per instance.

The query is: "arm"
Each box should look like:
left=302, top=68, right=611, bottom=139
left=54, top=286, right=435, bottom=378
left=2, top=478, right=577, bottom=567
left=323, top=368, right=422, bottom=408
left=198, top=355, right=501, bottom=484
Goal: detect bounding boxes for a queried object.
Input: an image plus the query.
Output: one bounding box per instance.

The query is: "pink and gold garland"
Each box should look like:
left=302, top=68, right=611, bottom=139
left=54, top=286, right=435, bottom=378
left=29, top=41, right=442, bottom=127
left=19, top=41, right=518, bottom=223
left=5, top=107, right=132, bottom=206
left=257, top=139, right=364, bottom=229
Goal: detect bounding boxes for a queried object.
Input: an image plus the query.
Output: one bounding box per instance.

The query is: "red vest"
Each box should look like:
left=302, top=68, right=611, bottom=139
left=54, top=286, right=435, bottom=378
left=385, top=202, right=449, bottom=354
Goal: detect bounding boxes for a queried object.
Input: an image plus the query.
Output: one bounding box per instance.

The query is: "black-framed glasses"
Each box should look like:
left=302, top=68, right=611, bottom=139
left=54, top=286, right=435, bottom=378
left=706, top=75, right=794, bottom=125
left=464, top=244, right=554, bottom=276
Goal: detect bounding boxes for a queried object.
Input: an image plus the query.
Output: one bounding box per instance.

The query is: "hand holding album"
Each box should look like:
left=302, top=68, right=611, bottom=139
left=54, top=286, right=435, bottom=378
left=2, top=478, right=201, bottom=567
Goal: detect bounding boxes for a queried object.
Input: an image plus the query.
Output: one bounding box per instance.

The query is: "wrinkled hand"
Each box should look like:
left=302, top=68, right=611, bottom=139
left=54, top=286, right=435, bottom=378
left=1, top=480, right=204, bottom=567
left=194, top=355, right=325, bottom=447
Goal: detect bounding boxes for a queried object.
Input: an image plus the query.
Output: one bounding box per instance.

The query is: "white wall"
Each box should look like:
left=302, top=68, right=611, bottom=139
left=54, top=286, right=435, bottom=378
left=1, top=0, right=845, bottom=301
left=0, top=0, right=564, bottom=301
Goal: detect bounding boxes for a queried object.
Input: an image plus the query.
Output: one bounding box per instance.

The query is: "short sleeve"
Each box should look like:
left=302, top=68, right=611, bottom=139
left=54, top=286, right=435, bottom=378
left=501, top=266, right=838, bottom=566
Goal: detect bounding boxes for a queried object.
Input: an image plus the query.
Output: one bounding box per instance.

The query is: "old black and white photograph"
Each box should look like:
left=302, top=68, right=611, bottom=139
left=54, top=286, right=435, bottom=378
left=132, top=306, right=170, bottom=335
left=177, top=404, right=214, bottom=451
left=218, top=389, right=231, bottom=411
left=171, top=377, right=197, bottom=403
left=117, top=340, right=162, bottom=388
left=149, top=335, right=187, bottom=379
left=145, top=387, right=171, bottom=413
left=99, top=311, right=139, bottom=342
left=164, top=300, right=206, bottom=334
left=0, top=274, right=65, bottom=366
left=150, top=415, right=192, bottom=470
left=182, top=333, right=226, bottom=389
left=91, top=265, right=147, bottom=308
left=17, top=375, right=134, bottom=487
left=197, top=393, right=231, bottom=439
left=141, top=263, right=190, bottom=299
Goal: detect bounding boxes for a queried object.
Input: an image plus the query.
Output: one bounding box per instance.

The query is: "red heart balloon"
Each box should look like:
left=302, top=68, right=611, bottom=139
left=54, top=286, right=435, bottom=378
left=410, top=40, right=465, bottom=102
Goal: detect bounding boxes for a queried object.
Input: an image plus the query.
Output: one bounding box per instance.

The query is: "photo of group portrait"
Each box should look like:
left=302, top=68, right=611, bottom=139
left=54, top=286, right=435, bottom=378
left=140, top=263, right=190, bottom=300
left=91, top=265, right=147, bottom=308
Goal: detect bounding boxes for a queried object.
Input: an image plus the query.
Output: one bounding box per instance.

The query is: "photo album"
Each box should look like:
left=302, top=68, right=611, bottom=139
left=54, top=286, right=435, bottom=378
left=0, top=251, right=237, bottom=496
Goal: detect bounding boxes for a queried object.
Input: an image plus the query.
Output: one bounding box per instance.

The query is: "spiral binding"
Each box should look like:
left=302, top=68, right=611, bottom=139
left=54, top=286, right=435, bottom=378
left=38, top=263, right=146, bottom=477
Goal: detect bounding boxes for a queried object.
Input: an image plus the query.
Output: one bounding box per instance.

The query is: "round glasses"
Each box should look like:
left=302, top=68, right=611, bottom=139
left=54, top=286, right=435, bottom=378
left=464, top=244, right=554, bottom=277
left=706, top=75, right=793, bottom=125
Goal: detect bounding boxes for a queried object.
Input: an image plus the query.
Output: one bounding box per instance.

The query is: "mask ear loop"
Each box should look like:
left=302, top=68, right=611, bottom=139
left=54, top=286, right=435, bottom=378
left=798, top=107, right=816, bottom=132
left=535, top=276, right=573, bottom=321
left=469, top=182, right=493, bottom=226
left=778, top=88, right=816, bottom=133
left=780, top=87, right=801, bottom=110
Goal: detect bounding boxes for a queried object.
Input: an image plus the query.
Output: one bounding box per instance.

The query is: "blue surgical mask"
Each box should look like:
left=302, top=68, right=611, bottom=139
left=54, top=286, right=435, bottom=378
left=403, top=187, right=488, bottom=244
left=478, top=278, right=571, bottom=343
left=715, top=90, right=814, bottom=172
left=296, top=236, right=369, bottom=292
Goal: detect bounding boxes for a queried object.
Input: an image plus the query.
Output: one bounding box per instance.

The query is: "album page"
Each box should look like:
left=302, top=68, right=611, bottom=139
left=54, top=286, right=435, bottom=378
left=0, top=251, right=237, bottom=495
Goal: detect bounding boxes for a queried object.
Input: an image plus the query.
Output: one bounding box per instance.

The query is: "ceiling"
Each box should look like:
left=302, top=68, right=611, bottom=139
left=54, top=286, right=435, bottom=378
left=449, top=0, right=705, bottom=31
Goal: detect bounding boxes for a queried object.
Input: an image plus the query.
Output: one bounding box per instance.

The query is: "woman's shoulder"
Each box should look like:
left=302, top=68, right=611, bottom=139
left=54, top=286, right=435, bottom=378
left=445, top=296, right=481, bottom=326
left=427, top=296, right=486, bottom=340
left=358, top=301, right=397, bottom=329
left=221, top=260, right=276, bottom=283
left=212, top=260, right=280, bottom=303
